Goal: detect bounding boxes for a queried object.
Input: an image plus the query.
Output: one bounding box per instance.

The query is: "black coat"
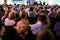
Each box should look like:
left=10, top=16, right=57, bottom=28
left=3, top=27, right=36, bottom=40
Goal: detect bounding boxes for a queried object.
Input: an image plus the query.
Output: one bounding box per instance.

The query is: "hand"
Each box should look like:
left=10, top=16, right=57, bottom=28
left=3, top=7, right=8, bottom=11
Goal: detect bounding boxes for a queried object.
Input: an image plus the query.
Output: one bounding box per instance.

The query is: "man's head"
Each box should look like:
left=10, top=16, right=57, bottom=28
left=16, top=19, right=29, bottom=33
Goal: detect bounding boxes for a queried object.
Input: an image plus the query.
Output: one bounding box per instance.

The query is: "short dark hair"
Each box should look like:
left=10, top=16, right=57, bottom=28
left=30, top=7, right=34, bottom=11
left=38, top=15, right=46, bottom=23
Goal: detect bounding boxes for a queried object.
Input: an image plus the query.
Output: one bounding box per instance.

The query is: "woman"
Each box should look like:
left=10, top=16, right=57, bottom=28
left=4, top=11, right=16, bottom=26
left=4, top=11, right=16, bottom=32
left=16, top=10, right=28, bottom=22
left=3, top=19, right=36, bottom=40
left=19, top=10, right=28, bottom=18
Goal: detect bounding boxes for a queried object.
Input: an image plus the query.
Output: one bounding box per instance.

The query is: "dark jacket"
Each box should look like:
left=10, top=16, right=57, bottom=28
left=3, top=27, right=36, bottom=40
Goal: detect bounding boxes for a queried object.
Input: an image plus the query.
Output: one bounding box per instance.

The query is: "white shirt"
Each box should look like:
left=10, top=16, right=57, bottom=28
left=5, top=18, right=15, bottom=26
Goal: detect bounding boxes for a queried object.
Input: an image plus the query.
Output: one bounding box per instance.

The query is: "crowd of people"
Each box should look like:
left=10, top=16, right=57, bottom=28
left=0, top=3, right=60, bottom=40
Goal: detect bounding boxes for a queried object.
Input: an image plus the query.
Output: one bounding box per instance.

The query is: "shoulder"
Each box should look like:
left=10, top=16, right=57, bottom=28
left=31, top=24, right=41, bottom=29
left=55, top=22, right=60, bottom=27
left=5, top=18, right=9, bottom=21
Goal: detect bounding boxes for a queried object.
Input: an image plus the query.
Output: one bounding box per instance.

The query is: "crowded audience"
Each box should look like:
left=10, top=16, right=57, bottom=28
left=0, top=2, right=60, bottom=40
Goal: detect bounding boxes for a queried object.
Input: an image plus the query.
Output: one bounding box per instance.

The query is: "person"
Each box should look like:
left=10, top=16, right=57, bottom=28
left=1, top=10, right=9, bottom=26
left=16, top=10, right=28, bottom=22
left=28, top=6, right=36, bottom=24
left=39, top=1, right=42, bottom=6
left=36, top=28, right=55, bottom=40
left=3, top=19, right=36, bottom=40
left=38, top=6, right=43, bottom=14
left=4, top=11, right=16, bottom=26
left=28, top=6, right=36, bottom=17
left=54, top=16, right=60, bottom=40
left=3, top=5, right=9, bottom=15
left=19, top=10, right=28, bottom=19
left=56, top=7, right=60, bottom=22
left=48, top=7, right=57, bottom=31
left=0, top=19, right=5, bottom=40
left=25, top=5, right=30, bottom=16
left=34, top=6, right=39, bottom=15
left=0, top=5, right=4, bottom=19
left=48, top=7, right=57, bottom=19
left=4, top=11, right=16, bottom=32
left=31, top=12, right=50, bottom=35
left=43, top=2, right=46, bottom=5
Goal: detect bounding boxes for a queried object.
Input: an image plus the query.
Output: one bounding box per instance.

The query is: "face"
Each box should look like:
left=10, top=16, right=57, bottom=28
left=17, top=21, right=28, bottom=33
left=57, top=8, right=60, bottom=13
left=19, top=11, right=22, bottom=16
left=53, top=8, right=57, bottom=13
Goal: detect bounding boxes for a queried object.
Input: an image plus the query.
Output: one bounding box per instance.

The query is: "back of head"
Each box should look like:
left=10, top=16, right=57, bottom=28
left=37, top=13, right=50, bottom=26
left=36, top=28, right=55, bottom=40
left=37, top=14, right=46, bottom=23
left=30, top=7, right=34, bottom=11
left=8, top=12, right=16, bottom=20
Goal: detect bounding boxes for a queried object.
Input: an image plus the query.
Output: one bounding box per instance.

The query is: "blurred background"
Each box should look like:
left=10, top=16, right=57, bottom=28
left=0, top=0, right=60, bottom=5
